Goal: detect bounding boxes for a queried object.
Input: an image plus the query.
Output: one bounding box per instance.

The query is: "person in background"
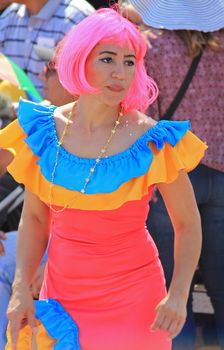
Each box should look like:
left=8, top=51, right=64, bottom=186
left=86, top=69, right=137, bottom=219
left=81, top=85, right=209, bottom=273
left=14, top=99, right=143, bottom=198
left=123, top=1, right=224, bottom=349
left=0, top=95, right=14, bottom=129
left=0, top=50, right=74, bottom=349
left=87, top=0, right=113, bottom=9
left=37, top=47, right=74, bottom=106
left=0, top=94, right=25, bottom=350
left=0, top=0, right=11, bottom=15
left=0, top=8, right=207, bottom=349
left=0, top=0, right=94, bottom=97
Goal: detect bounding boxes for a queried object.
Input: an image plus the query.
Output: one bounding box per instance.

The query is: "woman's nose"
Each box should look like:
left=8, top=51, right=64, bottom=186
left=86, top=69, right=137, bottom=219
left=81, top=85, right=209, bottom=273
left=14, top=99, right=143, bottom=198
left=111, top=64, right=125, bottom=80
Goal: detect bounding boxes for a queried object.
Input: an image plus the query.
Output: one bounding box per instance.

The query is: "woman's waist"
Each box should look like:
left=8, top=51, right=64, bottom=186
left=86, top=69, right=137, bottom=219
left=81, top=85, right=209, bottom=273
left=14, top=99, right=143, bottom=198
left=50, top=202, right=150, bottom=237
left=41, top=251, right=164, bottom=312
left=51, top=218, right=149, bottom=240
left=47, top=230, right=158, bottom=278
left=50, top=223, right=152, bottom=245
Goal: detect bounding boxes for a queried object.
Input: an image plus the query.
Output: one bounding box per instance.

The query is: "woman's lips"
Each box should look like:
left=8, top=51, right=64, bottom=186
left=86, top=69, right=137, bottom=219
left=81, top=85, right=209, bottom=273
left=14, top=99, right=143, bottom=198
left=107, top=85, right=124, bottom=92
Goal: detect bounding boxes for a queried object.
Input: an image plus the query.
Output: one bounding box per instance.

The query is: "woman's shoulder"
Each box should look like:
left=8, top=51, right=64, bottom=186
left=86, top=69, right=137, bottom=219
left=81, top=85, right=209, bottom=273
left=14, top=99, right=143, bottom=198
left=135, top=110, right=157, bottom=128
left=17, top=100, right=75, bottom=143
left=125, top=110, right=157, bottom=138
left=125, top=110, right=195, bottom=153
left=52, top=102, right=75, bottom=137
left=53, top=103, right=74, bottom=122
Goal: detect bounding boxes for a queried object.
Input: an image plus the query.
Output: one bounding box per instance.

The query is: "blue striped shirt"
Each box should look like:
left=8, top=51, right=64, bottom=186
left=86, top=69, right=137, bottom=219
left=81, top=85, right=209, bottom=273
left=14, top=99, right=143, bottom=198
left=0, top=0, right=94, bottom=97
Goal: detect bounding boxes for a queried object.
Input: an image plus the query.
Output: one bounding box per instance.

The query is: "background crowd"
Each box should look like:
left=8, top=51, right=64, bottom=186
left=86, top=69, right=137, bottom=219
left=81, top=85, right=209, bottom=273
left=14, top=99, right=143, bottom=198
left=0, top=1, right=223, bottom=350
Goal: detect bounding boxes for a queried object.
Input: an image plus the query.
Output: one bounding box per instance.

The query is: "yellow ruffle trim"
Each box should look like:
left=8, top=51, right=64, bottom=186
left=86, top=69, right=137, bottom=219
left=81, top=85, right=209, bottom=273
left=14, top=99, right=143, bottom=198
left=0, top=120, right=207, bottom=210
left=6, top=321, right=56, bottom=350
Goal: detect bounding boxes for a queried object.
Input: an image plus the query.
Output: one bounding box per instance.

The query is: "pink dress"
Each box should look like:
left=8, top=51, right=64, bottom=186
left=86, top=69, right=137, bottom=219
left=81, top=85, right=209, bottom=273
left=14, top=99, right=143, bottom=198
left=0, top=99, right=207, bottom=349
left=41, top=193, right=169, bottom=349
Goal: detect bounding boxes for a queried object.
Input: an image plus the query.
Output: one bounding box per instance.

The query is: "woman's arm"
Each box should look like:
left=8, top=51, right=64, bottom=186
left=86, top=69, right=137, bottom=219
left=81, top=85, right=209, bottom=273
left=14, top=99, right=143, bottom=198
left=0, top=148, right=13, bottom=175
left=151, top=170, right=202, bottom=338
left=7, top=188, right=50, bottom=349
left=13, top=189, right=50, bottom=286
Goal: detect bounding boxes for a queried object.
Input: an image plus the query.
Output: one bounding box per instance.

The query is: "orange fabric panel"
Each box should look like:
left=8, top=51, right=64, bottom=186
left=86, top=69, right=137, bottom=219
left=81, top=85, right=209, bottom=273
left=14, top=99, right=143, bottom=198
left=0, top=120, right=207, bottom=210
left=6, top=321, right=56, bottom=350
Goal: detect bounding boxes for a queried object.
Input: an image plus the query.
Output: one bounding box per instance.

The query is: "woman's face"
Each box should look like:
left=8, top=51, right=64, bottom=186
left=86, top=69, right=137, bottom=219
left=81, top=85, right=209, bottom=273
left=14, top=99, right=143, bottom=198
left=85, top=43, right=136, bottom=106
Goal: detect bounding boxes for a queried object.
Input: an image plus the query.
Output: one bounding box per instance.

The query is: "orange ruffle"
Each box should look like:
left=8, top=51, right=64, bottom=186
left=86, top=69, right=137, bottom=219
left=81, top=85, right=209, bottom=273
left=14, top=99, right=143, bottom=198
left=0, top=120, right=207, bottom=210
left=6, top=321, right=56, bottom=350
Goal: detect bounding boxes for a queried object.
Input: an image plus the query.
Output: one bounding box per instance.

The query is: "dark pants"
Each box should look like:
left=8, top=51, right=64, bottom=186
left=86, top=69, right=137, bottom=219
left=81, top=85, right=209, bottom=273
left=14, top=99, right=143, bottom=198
left=146, top=164, right=224, bottom=350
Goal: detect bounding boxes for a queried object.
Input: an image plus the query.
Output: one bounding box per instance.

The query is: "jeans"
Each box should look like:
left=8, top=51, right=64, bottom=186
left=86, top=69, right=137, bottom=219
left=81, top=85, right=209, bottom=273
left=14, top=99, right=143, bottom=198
left=146, top=164, right=224, bottom=350
left=0, top=231, right=17, bottom=350
left=0, top=231, right=48, bottom=350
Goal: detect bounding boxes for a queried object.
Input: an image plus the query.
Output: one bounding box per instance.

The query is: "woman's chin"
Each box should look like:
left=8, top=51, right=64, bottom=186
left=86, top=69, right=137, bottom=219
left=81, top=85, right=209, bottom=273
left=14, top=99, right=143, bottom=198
left=99, top=94, right=125, bottom=107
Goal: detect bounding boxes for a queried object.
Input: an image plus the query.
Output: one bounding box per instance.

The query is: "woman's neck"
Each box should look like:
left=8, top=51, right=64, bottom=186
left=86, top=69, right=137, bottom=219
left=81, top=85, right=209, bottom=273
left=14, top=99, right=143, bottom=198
left=72, top=97, right=121, bottom=133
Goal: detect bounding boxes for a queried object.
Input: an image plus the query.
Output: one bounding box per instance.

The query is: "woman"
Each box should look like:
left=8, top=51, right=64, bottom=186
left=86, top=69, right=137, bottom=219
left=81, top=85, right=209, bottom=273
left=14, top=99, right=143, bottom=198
left=0, top=9, right=206, bottom=350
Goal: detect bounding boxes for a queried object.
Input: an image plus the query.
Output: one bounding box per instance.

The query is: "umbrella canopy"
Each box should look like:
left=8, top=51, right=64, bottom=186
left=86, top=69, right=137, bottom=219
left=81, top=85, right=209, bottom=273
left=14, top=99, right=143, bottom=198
left=0, top=52, right=42, bottom=102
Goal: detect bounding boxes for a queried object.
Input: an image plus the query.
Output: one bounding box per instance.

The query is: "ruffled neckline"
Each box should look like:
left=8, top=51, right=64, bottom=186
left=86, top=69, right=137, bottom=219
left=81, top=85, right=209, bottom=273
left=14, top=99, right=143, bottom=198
left=17, top=98, right=190, bottom=194
left=42, top=103, right=190, bottom=164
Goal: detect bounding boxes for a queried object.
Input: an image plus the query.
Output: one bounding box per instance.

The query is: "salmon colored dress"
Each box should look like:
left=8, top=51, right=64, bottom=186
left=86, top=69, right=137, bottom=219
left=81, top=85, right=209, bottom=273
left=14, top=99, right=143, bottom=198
left=1, top=99, right=207, bottom=350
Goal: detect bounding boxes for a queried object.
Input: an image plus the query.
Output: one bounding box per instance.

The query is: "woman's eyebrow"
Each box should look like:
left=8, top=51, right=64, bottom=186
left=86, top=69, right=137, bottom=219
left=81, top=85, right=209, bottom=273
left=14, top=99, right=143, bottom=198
left=125, top=54, right=136, bottom=59
left=99, top=51, right=117, bottom=55
left=99, top=51, right=136, bottom=58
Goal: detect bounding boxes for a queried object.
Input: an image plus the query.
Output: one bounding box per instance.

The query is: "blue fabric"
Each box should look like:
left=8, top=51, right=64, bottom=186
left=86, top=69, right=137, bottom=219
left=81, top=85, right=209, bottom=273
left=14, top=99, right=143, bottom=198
left=0, top=231, right=17, bottom=350
left=190, top=165, right=224, bottom=349
left=18, top=98, right=190, bottom=194
left=34, top=299, right=80, bottom=350
left=0, top=231, right=48, bottom=350
left=129, top=0, right=224, bottom=32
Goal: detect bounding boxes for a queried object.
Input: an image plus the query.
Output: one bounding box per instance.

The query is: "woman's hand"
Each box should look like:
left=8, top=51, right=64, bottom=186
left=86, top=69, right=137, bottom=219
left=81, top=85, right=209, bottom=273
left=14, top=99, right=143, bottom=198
left=121, top=4, right=143, bottom=25
left=150, top=292, right=187, bottom=339
left=7, top=284, right=37, bottom=350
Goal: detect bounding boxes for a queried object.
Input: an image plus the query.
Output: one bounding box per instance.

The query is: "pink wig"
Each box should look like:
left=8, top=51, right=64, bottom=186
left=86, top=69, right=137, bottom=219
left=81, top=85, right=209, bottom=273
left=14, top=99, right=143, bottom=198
left=56, top=8, right=158, bottom=112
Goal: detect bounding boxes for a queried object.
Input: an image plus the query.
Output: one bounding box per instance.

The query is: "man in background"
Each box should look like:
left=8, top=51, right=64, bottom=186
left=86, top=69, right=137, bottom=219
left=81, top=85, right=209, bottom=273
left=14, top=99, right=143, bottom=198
left=0, top=0, right=94, bottom=97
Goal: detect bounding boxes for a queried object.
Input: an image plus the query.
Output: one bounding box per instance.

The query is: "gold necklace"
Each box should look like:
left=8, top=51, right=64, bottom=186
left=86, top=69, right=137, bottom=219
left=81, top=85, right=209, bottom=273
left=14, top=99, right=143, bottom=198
left=48, top=104, right=122, bottom=213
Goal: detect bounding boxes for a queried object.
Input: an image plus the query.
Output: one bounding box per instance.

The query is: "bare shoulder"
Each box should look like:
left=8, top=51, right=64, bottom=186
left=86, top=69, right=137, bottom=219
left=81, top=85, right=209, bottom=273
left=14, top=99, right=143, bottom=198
left=53, top=102, right=74, bottom=135
left=136, top=110, right=157, bottom=130
left=125, top=110, right=157, bottom=136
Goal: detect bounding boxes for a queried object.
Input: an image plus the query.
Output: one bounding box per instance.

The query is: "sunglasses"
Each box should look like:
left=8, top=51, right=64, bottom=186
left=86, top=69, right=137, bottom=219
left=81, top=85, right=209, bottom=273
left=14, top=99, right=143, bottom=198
left=43, top=60, right=56, bottom=78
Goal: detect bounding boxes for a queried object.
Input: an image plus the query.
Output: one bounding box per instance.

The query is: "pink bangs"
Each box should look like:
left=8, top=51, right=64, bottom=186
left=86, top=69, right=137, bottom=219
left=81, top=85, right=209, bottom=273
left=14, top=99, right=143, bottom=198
left=57, top=8, right=158, bottom=112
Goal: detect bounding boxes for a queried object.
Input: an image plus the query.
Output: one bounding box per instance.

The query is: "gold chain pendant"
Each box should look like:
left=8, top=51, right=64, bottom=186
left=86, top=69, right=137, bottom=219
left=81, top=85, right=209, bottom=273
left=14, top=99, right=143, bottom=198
left=48, top=104, right=122, bottom=213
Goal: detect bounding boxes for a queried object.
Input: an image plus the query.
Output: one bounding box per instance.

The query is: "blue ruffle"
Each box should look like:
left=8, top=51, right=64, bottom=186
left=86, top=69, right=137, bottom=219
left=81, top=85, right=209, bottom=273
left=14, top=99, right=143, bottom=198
left=34, top=299, right=80, bottom=349
left=18, top=98, right=190, bottom=194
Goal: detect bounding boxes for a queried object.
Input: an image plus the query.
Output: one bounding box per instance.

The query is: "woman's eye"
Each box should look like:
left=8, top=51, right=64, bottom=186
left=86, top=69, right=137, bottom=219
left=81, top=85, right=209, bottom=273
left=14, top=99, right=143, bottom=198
left=99, top=57, right=112, bottom=63
left=124, top=60, right=135, bottom=66
left=99, top=57, right=135, bottom=66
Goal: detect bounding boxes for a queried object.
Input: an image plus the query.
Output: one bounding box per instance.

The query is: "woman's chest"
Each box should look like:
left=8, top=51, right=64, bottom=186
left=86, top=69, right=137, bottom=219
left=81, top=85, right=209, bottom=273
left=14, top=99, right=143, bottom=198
left=61, top=125, right=147, bottom=158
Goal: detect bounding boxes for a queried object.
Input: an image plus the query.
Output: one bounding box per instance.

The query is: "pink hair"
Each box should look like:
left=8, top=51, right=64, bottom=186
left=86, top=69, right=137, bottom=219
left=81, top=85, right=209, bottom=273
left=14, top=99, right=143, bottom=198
left=56, top=8, right=158, bottom=112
